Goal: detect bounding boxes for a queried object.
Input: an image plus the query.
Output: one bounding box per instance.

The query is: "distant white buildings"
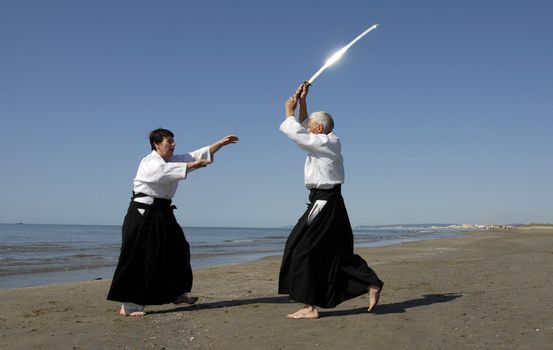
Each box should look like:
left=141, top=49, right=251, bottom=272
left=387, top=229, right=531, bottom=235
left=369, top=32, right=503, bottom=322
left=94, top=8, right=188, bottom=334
left=446, top=224, right=515, bottom=231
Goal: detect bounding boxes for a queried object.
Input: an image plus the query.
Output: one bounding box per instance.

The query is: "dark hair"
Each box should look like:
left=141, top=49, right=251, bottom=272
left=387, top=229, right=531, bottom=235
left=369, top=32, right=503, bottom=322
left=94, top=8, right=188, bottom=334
left=149, top=128, right=174, bottom=150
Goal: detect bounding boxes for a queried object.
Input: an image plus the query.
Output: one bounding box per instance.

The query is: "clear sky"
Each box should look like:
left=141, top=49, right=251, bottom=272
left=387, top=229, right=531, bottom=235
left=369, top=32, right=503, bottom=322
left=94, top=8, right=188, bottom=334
left=1, top=0, right=552, bottom=227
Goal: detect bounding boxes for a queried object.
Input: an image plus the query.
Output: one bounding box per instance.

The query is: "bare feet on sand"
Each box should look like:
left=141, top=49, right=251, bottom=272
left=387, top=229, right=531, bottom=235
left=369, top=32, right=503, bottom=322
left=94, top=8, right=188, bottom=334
left=368, top=286, right=382, bottom=312
left=119, top=304, right=145, bottom=317
left=286, top=306, right=319, bottom=319
left=173, top=294, right=198, bottom=305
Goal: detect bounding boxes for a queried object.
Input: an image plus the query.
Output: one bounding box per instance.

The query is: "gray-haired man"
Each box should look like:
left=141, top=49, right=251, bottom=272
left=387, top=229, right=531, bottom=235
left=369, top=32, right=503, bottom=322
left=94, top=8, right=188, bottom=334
left=278, top=83, right=383, bottom=319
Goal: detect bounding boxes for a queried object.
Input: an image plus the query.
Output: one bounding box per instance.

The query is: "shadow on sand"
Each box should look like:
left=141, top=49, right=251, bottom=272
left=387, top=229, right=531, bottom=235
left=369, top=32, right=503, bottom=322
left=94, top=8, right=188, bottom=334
left=320, top=293, right=463, bottom=317
left=148, top=296, right=291, bottom=315
left=149, top=293, right=462, bottom=317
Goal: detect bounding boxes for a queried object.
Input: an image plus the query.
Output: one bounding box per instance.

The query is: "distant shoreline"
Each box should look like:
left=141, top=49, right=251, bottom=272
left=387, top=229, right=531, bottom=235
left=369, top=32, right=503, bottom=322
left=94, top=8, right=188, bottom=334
left=0, top=225, right=463, bottom=290
left=1, top=223, right=550, bottom=291
left=3, top=222, right=549, bottom=228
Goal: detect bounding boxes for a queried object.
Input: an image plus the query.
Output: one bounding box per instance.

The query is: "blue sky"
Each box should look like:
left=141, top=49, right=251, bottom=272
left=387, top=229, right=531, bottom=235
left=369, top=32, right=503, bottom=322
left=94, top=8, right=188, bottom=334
left=1, top=0, right=552, bottom=227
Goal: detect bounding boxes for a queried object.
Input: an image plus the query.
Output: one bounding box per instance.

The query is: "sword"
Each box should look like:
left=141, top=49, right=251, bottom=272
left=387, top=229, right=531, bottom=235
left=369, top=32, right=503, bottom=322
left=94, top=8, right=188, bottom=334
left=300, top=24, right=379, bottom=90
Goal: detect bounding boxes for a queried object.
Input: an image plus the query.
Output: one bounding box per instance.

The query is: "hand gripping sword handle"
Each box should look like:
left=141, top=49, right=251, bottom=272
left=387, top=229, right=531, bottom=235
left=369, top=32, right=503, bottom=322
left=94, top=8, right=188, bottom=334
left=295, top=80, right=312, bottom=99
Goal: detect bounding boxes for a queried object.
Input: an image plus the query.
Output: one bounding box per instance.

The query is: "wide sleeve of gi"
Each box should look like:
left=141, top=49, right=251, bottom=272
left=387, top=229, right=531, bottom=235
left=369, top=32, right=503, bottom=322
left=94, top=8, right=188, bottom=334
left=279, top=117, right=339, bottom=157
left=170, top=146, right=212, bottom=173
left=136, top=152, right=188, bottom=185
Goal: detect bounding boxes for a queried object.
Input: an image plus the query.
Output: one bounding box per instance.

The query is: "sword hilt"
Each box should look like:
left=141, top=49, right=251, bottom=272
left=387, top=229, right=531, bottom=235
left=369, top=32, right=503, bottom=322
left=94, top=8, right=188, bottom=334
left=295, top=80, right=312, bottom=98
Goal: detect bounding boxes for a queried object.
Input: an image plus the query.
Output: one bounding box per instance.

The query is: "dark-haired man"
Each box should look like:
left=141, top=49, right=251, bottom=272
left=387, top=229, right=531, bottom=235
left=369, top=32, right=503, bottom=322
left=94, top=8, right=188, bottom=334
left=108, top=129, right=238, bottom=316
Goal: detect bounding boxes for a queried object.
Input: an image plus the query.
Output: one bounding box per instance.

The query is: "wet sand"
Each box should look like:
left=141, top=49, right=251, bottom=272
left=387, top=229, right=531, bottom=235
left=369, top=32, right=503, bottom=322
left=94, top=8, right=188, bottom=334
left=1, top=226, right=552, bottom=349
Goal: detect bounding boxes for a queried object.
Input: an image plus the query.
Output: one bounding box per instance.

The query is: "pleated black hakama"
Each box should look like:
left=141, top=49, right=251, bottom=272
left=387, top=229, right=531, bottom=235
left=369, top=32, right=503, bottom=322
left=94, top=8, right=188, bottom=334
left=278, top=186, right=383, bottom=308
left=107, top=197, right=192, bottom=305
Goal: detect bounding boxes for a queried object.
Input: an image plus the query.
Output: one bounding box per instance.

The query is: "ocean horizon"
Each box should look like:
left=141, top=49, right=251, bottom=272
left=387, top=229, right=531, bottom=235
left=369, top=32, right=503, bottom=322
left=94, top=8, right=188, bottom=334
left=0, top=223, right=469, bottom=290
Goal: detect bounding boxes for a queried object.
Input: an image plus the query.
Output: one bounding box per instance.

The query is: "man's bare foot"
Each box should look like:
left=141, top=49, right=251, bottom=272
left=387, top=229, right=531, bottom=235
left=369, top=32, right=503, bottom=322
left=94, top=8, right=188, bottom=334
left=286, top=306, right=312, bottom=318
left=119, top=303, right=145, bottom=317
left=368, top=286, right=382, bottom=312
left=286, top=306, right=319, bottom=319
left=174, top=294, right=198, bottom=305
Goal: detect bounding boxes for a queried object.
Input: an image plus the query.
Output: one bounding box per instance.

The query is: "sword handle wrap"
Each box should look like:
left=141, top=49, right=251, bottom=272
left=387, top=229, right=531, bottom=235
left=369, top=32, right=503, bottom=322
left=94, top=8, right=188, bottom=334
left=294, top=81, right=312, bottom=98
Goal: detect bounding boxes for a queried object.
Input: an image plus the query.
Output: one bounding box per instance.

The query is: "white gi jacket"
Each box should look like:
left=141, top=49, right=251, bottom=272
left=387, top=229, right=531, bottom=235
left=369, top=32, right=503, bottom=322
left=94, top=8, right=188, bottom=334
left=133, top=147, right=211, bottom=204
left=279, top=116, right=345, bottom=189
left=280, top=116, right=345, bottom=224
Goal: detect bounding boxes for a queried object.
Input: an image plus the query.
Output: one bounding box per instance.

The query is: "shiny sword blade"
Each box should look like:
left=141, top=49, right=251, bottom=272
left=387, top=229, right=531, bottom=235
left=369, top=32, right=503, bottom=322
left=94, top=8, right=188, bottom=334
left=306, top=24, right=379, bottom=85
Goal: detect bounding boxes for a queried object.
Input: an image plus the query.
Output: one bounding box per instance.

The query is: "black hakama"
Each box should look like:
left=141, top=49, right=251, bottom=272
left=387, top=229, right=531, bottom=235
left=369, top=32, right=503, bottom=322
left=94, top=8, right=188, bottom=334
left=107, top=196, right=192, bottom=305
left=278, top=186, right=383, bottom=308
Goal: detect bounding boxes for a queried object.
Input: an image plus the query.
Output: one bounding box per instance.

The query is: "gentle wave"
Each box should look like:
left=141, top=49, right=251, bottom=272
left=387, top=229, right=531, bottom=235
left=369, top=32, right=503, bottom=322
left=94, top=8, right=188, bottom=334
left=224, top=239, right=256, bottom=243
left=0, top=244, right=69, bottom=252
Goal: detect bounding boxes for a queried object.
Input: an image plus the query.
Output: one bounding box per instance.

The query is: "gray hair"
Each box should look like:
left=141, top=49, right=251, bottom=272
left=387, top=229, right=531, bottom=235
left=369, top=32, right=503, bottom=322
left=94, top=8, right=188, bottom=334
left=310, top=111, right=334, bottom=134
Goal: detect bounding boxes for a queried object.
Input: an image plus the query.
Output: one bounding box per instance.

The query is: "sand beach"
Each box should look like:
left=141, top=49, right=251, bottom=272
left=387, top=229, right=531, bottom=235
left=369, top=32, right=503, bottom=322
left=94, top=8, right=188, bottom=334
left=1, top=226, right=552, bottom=349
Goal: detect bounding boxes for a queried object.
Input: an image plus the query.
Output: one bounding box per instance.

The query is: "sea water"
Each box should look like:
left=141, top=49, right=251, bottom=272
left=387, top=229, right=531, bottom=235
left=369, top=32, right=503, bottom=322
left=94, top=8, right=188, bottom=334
left=0, top=223, right=463, bottom=289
